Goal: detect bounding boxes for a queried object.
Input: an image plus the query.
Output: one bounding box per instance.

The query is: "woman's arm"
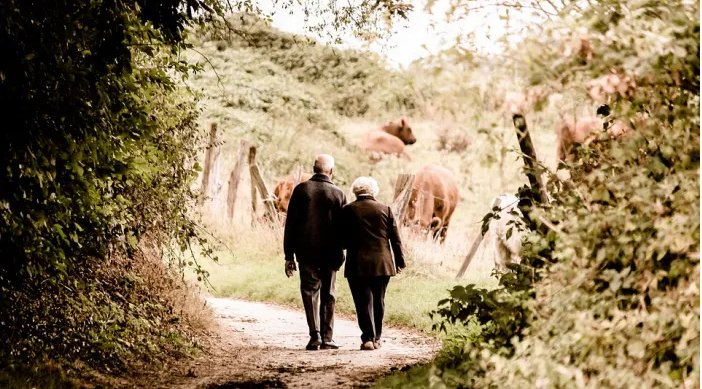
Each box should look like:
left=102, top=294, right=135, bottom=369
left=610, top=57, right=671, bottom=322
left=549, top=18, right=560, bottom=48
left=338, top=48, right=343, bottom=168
left=388, top=207, right=406, bottom=269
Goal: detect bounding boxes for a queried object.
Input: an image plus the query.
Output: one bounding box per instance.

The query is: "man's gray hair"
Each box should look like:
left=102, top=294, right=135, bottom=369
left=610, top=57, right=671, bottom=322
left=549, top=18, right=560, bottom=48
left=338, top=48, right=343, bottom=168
left=314, top=154, right=335, bottom=174
left=351, top=176, right=379, bottom=197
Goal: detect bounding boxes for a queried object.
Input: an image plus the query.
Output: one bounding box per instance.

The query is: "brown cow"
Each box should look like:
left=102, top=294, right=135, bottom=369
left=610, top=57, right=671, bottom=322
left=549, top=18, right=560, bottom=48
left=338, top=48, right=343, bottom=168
left=556, top=116, right=630, bottom=161
left=404, top=165, right=459, bottom=244
left=272, top=172, right=312, bottom=214
left=359, top=118, right=417, bottom=161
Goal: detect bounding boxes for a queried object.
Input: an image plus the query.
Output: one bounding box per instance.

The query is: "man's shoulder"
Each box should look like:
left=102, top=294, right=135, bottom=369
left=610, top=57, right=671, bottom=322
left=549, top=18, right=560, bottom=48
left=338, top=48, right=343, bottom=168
left=318, top=180, right=345, bottom=197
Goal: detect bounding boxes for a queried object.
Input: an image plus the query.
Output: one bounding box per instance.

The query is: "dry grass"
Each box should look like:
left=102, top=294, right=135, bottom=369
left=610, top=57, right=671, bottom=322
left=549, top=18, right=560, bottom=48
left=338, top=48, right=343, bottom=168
left=136, top=238, right=216, bottom=334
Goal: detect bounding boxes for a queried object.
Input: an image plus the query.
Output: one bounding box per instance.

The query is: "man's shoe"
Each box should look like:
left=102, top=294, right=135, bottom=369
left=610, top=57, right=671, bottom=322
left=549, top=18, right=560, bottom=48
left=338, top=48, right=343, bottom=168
left=306, top=336, right=322, bottom=350
left=373, top=340, right=382, bottom=349
left=360, top=341, right=375, bottom=351
left=320, top=341, right=340, bottom=350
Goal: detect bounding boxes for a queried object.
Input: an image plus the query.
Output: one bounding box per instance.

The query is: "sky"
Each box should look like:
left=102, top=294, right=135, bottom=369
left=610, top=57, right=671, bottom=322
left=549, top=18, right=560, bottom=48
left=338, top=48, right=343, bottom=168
left=255, top=0, right=535, bottom=68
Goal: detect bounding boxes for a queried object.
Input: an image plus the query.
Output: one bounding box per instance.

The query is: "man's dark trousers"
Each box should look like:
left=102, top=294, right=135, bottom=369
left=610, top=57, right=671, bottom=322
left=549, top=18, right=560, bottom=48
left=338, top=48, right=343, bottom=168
left=299, top=264, right=336, bottom=342
left=347, top=276, right=390, bottom=343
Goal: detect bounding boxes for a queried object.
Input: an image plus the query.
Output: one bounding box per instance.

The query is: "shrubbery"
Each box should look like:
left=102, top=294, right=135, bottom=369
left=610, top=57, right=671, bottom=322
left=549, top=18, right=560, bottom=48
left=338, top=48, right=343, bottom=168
left=420, top=1, right=700, bottom=388
left=0, top=0, right=220, bottom=374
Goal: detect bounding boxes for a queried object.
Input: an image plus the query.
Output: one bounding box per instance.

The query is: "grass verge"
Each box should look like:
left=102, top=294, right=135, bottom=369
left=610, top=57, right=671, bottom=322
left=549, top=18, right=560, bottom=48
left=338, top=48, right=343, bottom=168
left=191, top=224, right=497, bottom=333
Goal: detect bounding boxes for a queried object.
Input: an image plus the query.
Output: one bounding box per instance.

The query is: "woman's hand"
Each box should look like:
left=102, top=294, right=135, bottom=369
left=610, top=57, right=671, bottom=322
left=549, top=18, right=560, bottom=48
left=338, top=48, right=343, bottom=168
left=396, top=266, right=403, bottom=274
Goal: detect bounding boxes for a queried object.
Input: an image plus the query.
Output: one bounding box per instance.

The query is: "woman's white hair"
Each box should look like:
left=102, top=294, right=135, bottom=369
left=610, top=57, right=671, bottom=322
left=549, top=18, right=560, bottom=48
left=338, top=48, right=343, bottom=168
left=351, top=176, right=379, bottom=197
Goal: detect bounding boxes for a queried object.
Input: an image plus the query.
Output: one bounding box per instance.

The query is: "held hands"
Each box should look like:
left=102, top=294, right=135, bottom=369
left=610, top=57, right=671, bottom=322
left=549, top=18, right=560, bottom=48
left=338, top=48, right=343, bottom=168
left=396, top=266, right=403, bottom=275
left=285, top=260, right=297, bottom=278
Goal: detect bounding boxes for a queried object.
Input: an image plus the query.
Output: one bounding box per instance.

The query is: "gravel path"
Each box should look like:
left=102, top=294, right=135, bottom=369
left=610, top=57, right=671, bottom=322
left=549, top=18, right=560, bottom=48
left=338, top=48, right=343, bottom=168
left=135, top=298, right=439, bottom=389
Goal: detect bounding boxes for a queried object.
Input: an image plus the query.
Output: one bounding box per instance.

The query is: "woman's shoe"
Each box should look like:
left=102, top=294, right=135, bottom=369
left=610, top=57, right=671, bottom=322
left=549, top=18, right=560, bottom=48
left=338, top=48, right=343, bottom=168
left=360, top=341, right=375, bottom=350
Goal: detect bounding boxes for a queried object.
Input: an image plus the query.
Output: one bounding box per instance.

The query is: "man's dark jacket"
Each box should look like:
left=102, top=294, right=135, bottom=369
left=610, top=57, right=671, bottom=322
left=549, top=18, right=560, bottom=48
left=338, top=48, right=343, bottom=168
left=341, top=196, right=406, bottom=278
left=284, top=173, right=347, bottom=270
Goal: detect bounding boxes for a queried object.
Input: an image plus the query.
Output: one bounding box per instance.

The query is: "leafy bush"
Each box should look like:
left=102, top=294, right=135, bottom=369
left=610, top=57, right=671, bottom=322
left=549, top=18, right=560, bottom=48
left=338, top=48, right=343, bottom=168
left=424, top=1, right=700, bottom=388
left=0, top=0, right=220, bottom=373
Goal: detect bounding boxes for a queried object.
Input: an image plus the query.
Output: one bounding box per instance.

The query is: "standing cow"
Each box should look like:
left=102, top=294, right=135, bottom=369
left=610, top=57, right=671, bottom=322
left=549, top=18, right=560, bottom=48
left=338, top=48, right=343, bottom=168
left=404, top=165, right=459, bottom=244
left=273, top=172, right=312, bottom=214
left=359, top=118, right=417, bottom=161
left=556, top=116, right=630, bottom=161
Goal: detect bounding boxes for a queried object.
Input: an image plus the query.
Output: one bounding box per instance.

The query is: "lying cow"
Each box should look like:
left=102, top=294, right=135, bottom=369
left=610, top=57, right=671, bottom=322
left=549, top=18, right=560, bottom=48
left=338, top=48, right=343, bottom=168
left=272, top=172, right=312, bottom=214
left=556, top=116, right=630, bottom=161
left=404, top=165, right=459, bottom=244
left=489, top=194, right=525, bottom=273
left=359, top=118, right=417, bottom=161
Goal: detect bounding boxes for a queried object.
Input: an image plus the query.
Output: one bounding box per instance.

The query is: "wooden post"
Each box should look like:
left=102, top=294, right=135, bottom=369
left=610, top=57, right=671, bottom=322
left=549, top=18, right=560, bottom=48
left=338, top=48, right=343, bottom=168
left=226, top=140, right=249, bottom=223
left=292, top=165, right=302, bottom=188
left=250, top=164, right=280, bottom=227
left=391, top=174, right=415, bottom=224
left=200, top=123, right=219, bottom=204
left=512, top=114, right=549, bottom=204
left=455, top=232, right=485, bottom=279
left=210, top=148, right=222, bottom=199
left=247, top=145, right=279, bottom=226
left=248, top=145, right=258, bottom=226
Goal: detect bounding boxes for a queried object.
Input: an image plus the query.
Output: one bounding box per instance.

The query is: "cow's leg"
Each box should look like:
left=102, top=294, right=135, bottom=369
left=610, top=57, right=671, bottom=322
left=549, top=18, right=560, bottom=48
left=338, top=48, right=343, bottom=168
left=430, top=216, right=442, bottom=243
left=438, top=224, right=449, bottom=244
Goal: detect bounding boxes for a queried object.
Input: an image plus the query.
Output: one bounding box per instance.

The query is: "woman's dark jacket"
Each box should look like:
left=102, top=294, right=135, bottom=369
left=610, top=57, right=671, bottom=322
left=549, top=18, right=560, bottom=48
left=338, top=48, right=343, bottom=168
left=341, top=195, right=406, bottom=278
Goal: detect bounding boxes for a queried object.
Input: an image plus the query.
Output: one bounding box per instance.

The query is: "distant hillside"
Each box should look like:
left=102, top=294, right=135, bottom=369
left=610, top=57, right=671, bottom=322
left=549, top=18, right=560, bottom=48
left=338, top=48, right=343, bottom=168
left=185, top=14, right=418, bottom=186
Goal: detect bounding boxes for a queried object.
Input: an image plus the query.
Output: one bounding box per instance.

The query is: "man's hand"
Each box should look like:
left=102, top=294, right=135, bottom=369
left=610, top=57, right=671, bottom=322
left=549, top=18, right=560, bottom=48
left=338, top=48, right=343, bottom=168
left=285, top=260, right=297, bottom=278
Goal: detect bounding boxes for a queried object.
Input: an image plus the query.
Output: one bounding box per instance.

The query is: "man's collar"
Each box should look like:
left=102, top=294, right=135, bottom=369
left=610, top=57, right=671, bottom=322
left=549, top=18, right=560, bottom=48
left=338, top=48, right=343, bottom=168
left=311, top=173, right=333, bottom=184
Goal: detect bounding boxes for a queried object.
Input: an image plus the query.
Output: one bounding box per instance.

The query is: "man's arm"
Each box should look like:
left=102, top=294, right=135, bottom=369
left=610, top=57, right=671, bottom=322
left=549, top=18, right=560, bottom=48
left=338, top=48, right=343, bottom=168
left=284, top=186, right=303, bottom=262
left=388, top=207, right=406, bottom=270
left=335, top=190, right=348, bottom=248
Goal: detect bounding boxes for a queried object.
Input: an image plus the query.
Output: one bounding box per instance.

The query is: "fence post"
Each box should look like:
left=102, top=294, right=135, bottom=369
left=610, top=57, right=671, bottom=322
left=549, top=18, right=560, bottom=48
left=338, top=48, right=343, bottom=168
left=391, top=174, right=415, bottom=224
left=512, top=114, right=549, bottom=204
left=250, top=167, right=280, bottom=227
left=200, top=123, right=219, bottom=204
left=248, top=145, right=258, bottom=226
left=292, top=165, right=302, bottom=188
left=455, top=232, right=485, bottom=279
left=226, top=140, right=249, bottom=224
left=247, top=146, right=279, bottom=227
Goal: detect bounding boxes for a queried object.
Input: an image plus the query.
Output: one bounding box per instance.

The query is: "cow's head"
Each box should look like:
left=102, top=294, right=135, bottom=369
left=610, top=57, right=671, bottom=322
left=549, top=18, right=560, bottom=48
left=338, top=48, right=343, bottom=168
left=383, top=118, right=417, bottom=145
left=273, top=184, right=288, bottom=213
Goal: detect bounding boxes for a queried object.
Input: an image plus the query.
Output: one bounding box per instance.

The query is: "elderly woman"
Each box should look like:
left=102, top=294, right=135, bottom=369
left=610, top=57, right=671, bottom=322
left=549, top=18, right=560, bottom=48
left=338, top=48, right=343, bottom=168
left=342, top=177, right=406, bottom=351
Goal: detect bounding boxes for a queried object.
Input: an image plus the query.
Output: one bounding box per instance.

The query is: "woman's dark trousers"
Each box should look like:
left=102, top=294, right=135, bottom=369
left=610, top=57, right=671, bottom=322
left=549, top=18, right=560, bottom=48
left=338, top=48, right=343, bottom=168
left=348, top=276, right=390, bottom=343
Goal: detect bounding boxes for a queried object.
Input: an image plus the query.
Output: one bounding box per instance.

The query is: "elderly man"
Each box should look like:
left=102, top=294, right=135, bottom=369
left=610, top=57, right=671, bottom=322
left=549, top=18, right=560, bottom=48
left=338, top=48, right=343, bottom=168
left=341, top=177, right=406, bottom=351
left=284, top=154, right=347, bottom=350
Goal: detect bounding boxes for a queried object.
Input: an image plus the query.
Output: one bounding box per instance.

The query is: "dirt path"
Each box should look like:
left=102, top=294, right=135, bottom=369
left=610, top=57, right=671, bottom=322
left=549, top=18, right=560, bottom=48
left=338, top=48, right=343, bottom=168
left=137, top=298, right=439, bottom=389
